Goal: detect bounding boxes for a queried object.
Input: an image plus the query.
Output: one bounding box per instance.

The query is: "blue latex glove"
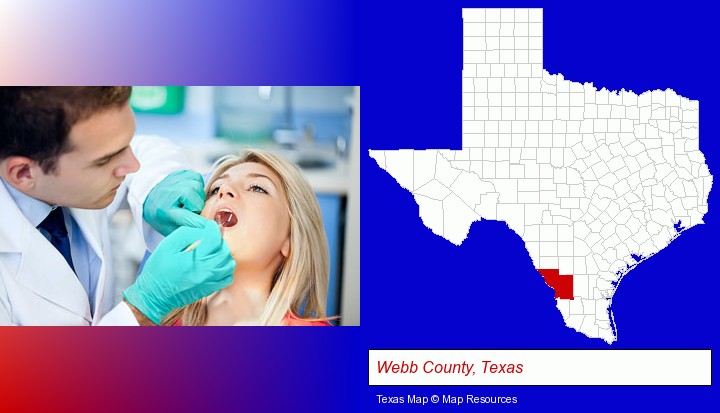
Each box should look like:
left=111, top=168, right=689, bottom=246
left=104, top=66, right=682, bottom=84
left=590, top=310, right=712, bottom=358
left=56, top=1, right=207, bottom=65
left=143, top=170, right=207, bottom=236
left=123, top=219, right=236, bottom=324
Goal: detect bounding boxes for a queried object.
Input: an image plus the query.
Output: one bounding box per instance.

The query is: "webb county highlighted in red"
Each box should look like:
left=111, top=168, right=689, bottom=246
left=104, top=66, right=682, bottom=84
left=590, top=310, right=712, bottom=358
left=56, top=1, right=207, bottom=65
left=537, top=269, right=574, bottom=300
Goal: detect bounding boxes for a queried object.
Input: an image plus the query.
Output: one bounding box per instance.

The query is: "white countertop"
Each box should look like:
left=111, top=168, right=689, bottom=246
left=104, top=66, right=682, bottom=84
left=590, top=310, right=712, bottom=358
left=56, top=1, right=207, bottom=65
left=300, top=157, right=350, bottom=195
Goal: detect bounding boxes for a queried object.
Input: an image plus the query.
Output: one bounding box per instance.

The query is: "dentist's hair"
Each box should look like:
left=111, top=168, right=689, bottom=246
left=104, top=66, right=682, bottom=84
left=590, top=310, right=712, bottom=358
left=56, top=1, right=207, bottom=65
left=162, top=149, right=330, bottom=326
left=0, top=87, right=132, bottom=174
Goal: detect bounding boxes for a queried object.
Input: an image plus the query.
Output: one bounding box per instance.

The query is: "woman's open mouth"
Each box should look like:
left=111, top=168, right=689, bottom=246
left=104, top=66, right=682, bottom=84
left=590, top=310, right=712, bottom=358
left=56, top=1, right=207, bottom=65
left=214, top=208, right=238, bottom=228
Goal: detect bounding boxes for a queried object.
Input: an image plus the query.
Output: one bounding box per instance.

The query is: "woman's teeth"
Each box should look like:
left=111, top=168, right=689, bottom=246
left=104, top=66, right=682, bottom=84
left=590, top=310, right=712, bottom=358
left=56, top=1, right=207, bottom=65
left=214, top=210, right=238, bottom=228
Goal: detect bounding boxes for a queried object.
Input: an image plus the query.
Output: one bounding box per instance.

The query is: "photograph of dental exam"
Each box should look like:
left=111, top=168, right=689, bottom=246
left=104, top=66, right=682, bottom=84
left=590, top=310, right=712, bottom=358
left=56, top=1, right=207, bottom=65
left=0, top=86, right=359, bottom=326
left=121, top=86, right=359, bottom=326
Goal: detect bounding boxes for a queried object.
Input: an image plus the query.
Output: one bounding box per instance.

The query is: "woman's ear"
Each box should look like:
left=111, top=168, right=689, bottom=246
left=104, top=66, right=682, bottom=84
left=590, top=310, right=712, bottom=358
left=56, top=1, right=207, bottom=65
left=281, top=237, right=290, bottom=258
left=2, top=156, right=37, bottom=191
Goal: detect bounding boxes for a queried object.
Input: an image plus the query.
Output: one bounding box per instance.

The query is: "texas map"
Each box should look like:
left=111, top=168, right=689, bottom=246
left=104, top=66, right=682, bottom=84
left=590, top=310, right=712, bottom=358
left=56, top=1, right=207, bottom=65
left=369, top=8, right=712, bottom=343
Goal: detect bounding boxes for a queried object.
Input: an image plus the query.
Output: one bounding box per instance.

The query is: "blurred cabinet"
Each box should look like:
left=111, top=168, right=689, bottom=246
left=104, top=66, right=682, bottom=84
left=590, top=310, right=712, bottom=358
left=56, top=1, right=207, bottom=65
left=316, top=193, right=344, bottom=317
left=215, top=86, right=354, bottom=146
left=131, top=86, right=185, bottom=114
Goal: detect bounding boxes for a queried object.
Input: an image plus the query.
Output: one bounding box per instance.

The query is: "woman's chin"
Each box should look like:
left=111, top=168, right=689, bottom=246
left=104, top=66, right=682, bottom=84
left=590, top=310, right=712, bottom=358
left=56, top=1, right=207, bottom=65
left=221, top=235, right=240, bottom=259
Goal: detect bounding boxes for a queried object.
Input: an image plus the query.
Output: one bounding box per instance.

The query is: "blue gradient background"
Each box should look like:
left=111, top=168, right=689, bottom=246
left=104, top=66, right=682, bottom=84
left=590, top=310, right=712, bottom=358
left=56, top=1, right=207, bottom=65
left=1, top=0, right=718, bottom=411
left=0, top=0, right=359, bottom=84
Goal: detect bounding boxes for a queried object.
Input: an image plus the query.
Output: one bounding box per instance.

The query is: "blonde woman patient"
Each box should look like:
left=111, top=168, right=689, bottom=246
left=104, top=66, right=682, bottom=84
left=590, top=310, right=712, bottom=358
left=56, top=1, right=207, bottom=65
left=162, top=149, right=332, bottom=326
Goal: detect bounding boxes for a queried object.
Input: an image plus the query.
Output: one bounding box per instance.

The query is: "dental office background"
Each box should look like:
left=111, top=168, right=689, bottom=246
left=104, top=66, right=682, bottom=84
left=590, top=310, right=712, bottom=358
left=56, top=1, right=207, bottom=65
left=111, top=86, right=360, bottom=325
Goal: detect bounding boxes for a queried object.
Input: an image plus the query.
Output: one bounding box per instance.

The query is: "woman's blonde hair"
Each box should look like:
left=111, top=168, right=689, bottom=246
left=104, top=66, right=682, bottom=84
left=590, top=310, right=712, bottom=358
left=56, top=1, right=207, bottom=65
left=162, top=149, right=330, bottom=326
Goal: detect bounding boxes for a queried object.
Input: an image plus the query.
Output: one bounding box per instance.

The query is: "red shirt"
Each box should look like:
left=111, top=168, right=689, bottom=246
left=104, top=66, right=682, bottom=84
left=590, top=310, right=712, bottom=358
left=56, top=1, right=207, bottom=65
left=172, top=311, right=332, bottom=326
left=282, top=312, right=332, bottom=326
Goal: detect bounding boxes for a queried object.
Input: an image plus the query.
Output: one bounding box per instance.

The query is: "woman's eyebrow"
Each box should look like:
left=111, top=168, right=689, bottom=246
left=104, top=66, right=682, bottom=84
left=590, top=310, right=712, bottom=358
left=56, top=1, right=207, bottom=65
left=247, top=172, right=278, bottom=188
left=206, top=174, right=229, bottom=194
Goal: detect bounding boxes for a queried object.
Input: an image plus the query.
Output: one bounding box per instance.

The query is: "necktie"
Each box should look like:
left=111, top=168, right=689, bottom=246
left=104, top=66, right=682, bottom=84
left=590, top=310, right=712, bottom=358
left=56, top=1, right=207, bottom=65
left=38, top=207, right=75, bottom=273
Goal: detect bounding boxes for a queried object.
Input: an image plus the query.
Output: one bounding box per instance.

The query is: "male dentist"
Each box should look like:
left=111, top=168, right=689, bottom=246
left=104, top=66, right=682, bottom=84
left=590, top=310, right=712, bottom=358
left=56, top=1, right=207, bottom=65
left=0, top=87, right=235, bottom=325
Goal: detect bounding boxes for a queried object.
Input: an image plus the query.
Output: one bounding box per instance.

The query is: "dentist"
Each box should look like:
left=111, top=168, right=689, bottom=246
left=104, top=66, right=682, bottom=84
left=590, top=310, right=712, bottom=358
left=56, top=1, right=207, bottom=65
left=0, top=87, right=235, bottom=325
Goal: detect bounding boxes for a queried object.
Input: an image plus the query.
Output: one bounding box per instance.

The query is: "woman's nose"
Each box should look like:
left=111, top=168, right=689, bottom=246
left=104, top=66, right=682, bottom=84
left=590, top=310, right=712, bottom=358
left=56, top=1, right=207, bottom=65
left=218, top=187, right=235, bottom=199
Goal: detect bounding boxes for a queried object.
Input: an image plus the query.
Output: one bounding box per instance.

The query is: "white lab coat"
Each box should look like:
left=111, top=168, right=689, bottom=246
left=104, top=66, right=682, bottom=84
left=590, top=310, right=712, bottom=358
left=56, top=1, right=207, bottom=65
left=0, top=135, right=191, bottom=325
